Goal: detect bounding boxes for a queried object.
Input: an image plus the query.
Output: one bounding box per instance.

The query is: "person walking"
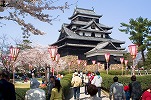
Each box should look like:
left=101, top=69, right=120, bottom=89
left=91, top=71, right=102, bottom=98
left=83, top=73, right=90, bottom=95
left=0, top=70, right=16, bottom=100
left=87, top=84, right=101, bottom=100
left=79, top=71, right=84, bottom=85
left=25, top=76, right=46, bottom=100
left=124, top=85, right=130, bottom=100
left=141, top=84, right=151, bottom=100
left=89, top=72, right=95, bottom=84
left=47, top=76, right=55, bottom=100
left=109, top=76, right=126, bottom=100
left=71, top=72, right=82, bottom=100
left=129, top=75, right=142, bottom=100
left=50, top=80, right=64, bottom=100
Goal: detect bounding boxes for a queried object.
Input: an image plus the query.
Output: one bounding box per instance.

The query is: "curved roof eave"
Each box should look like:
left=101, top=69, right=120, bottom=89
left=85, top=49, right=126, bottom=55
left=51, top=25, right=125, bottom=46
left=68, top=12, right=102, bottom=20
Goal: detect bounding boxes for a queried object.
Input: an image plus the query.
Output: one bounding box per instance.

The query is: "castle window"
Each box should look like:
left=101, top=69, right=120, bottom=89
left=91, top=24, right=95, bottom=29
left=91, top=32, right=95, bottom=37
left=83, top=32, right=85, bottom=36
left=101, top=34, right=103, bottom=38
left=105, top=34, right=110, bottom=38
left=95, top=19, right=99, bottom=23
left=75, top=17, right=78, bottom=21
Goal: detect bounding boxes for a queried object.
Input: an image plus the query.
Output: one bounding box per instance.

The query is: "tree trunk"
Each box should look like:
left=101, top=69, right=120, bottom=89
left=141, top=50, right=145, bottom=64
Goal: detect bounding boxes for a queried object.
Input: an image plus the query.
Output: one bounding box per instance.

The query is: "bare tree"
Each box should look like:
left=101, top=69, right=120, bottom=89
left=0, top=34, right=10, bottom=53
left=0, top=0, right=70, bottom=35
left=0, top=34, right=11, bottom=69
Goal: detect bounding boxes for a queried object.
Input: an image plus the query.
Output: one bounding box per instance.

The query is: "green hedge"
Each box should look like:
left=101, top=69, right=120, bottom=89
left=59, top=71, right=74, bottom=76
left=100, top=70, right=151, bottom=75
left=101, top=73, right=151, bottom=92
left=60, top=74, right=72, bottom=99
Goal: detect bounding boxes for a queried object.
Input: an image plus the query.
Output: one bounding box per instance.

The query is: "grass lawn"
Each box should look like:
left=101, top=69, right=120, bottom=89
left=15, top=78, right=42, bottom=88
left=15, top=82, right=30, bottom=88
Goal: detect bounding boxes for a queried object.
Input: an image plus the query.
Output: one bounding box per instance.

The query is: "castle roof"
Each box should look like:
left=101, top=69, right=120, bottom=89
left=69, top=8, right=102, bottom=19
left=61, top=24, right=125, bottom=44
left=57, top=43, right=96, bottom=49
left=85, top=41, right=126, bottom=56
left=71, top=21, right=112, bottom=29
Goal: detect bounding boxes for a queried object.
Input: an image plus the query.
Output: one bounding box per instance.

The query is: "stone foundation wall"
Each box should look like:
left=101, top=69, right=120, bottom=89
left=85, top=64, right=105, bottom=72
left=61, top=55, right=123, bottom=72
left=110, top=64, right=123, bottom=70
left=61, top=55, right=105, bottom=72
left=61, top=55, right=87, bottom=71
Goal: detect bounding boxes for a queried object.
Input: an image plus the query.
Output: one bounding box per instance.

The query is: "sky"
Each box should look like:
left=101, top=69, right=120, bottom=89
left=0, top=0, right=151, bottom=51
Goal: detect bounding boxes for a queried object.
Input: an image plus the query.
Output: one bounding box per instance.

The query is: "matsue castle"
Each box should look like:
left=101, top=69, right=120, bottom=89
left=51, top=7, right=126, bottom=70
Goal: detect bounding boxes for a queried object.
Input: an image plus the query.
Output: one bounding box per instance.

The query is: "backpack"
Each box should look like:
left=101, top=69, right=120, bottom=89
left=113, top=83, right=124, bottom=97
left=131, top=81, right=142, bottom=99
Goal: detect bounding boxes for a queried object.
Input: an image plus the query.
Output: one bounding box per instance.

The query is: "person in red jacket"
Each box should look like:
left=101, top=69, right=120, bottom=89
left=124, top=85, right=130, bottom=100
left=89, top=72, right=95, bottom=83
left=142, top=85, right=151, bottom=100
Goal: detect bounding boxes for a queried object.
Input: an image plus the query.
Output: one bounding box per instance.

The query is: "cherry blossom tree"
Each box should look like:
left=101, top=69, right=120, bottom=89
left=15, top=45, right=66, bottom=72
left=0, top=0, right=69, bottom=35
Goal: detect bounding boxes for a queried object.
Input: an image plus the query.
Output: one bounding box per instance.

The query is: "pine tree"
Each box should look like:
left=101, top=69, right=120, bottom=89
left=119, top=17, right=151, bottom=64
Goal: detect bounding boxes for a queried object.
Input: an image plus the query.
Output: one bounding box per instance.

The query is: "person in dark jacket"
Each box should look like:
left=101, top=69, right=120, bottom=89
left=109, top=76, right=126, bottom=100
left=0, top=70, right=16, bottom=100
left=47, top=75, right=55, bottom=100
left=129, top=75, right=142, bottom=100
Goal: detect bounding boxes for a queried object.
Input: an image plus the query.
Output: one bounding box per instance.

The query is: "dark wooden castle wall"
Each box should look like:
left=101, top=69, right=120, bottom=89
left=87, top=55, right=122, bottom=65
left=58, top=46, right=92, bottom=60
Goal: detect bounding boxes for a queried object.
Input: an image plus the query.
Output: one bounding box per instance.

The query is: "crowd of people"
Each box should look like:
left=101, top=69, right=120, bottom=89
left=109, top=75, right=151, bottom=100
left=0, top=69, right=151, bottom=100
left=0, top=69, right=64, bottom=100
left=71, top=71, right=151, bottom=100
left=25, top=74, right=64, bottom=100
left=71, top=71, right=103, bottom=100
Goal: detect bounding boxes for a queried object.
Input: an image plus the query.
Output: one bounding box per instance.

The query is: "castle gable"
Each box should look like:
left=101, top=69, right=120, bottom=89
left=78, top=20, right=104, bottom=32
left=88, top=41, right=119, bottom=53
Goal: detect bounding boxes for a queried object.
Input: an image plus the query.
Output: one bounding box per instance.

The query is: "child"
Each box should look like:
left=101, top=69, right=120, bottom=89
left=124, top=85, right=130, bottom=100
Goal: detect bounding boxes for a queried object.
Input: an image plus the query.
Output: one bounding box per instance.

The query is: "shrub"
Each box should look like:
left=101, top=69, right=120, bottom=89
left=59, top=71, right=74, bottom=76
left=108, top=70, right=123, bottom=75
left=101, top=70, right=129, bottom=75
left=101, top=74, right=151, bottom=92
left=60, top=74, right=72, bottom=99
left=101, top=70, right=151, bottom=76
left=100, top=70, right=107, bottom=74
